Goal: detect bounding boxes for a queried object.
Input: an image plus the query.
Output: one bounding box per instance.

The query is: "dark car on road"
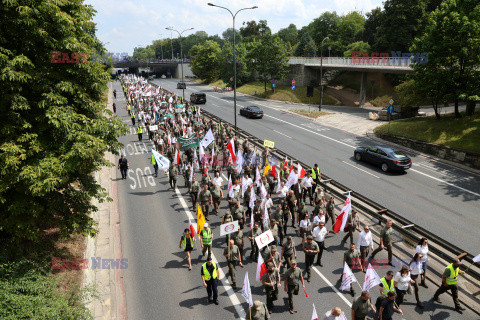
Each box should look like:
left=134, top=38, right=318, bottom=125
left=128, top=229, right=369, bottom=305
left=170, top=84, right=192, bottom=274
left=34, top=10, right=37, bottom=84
left=354, top=146, right=412, bottom=172
left=177, top=82, right=186, bottom=89
left=240, top=106, right=263, bottom=119
left=190, top=92, right=206, bottom=104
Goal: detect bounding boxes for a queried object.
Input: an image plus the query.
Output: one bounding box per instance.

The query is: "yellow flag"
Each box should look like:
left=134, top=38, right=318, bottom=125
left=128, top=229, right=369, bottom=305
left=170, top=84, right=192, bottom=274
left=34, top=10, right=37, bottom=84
left=197, top=204, right=205, bottom=235
left=264, top=157, right=271, bottom=176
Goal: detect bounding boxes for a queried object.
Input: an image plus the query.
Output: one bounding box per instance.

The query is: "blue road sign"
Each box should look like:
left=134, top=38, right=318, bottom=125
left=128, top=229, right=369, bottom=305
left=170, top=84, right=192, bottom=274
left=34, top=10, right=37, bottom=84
left=292, top=85, right=295, bottom=90
left=272, top=83, right=276, bottom=88
left=387, top=104, right=394, bottom=114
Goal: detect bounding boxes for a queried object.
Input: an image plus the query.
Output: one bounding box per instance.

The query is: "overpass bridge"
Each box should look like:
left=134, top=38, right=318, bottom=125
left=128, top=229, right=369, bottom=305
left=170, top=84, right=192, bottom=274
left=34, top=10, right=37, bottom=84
left=113, top=59, right=192, bottom=78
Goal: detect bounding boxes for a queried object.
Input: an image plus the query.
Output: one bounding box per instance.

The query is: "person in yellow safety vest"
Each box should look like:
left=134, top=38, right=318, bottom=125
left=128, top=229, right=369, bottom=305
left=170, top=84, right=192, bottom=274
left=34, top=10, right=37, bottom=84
left=433, top=259, right=465, bottom=313
left=218, top=121, right=223, bottom=131
left=179, top=228, right=195, bottom=270
left=130, top=111, right=135, bottom=125
left=191, top=105, right=197, bottom=115
left=151, top=154, right=158, bottom=177
left=126, top=104, right=131, bottom=112
left=311, top=163, right=321, bottom=198
left=200, top=223, right=213, bottom=259
left=137, top=124, right=143, bottom=141
left=201, top=257, right=221, bottom=305
left=375, top=271, right=395, bottom=310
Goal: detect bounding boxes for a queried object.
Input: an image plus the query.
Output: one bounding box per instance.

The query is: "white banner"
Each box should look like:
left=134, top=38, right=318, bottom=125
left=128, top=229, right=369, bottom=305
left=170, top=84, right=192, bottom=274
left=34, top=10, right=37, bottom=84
left=149, top=125, right=158, bottom=131
left=241, top=272, right=254, bottom=306
left=285, top=170, right=299, bottom=189
left=200, top=128, right=215, bottom=149
left=363, top=263, right=382, bottom=292
left=151, top=149, right=170, bottom=170
left=263, top=204, right=269, bottom=228
left=241, top=177, right=249, bottom=198
left=220, top=220, right=239, bottom=236
left=255, top=229, right=275, bottom=250
left=341, top=262, right=357, bottom=291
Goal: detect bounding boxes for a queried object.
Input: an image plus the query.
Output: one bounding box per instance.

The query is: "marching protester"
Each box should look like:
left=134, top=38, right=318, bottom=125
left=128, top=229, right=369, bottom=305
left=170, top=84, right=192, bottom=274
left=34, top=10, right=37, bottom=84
left=284, top=259, right=305, bottom=314
left=409, top=253, right=425, bottom=308
left=415, top=238, right=429, bottom=288
left=179, top=228, right=195, bottom=270
left=312, top=221, right=328, bottom=266
left=371, top=219, right=394, bottom=266
left=262, top=262, right=280, bottom=314
left=223, top=239, right=243, bottom=288
left=117, top=154, right=129, bottom=180
left=433, top=259, right=466, bottom=313
left=356, top=225, right=374, bottom=272
left=201, top=257, right=221, bottom=305
left=351, top=291, right=376, bottom=320
left=393, top=265, right=415, bottom=307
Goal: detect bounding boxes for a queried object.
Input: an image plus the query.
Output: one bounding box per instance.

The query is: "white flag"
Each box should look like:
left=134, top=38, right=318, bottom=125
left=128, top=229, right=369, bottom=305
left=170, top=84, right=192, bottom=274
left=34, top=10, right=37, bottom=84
left=241, top=272, right=253, bottom=306
left=236, top=150, right=244, bottom=174
left=249, top=190, right=256, bottom=210
left=189, top=165, right=193, bottom=182
left=210, top=145, right=215, bottom=166
left=260, top=183, right=267, bottom=200
left=473, top=253, right=480, bottom=263
left=255, top=167, right=261, bottom=187
left=256, top=253, right=265, bottom=282
left=250, top=147, right=257, bottom=165
left=228, top=175, right=234, bottom=198
left=263, top=204, right=269, bottom=228
left=241, top=177, right=249, bottom=198
left=151, top=149, right=170, bottom=170
left=363, top=263, right=382, bottom=292
left=341, top=262, right=357, bottom=291
left=275, top=171, right=282, bottom=193
left=199, top=143, right=205, bottom=158
left=285, top=170, right=299, bottom=189
left=200, top=128, right=215, bottom=148
left=311, top=304, right=319, bottom=320
left=193, top=149, right=199, bottom=169
left=339, top=312, right=347, bottom=320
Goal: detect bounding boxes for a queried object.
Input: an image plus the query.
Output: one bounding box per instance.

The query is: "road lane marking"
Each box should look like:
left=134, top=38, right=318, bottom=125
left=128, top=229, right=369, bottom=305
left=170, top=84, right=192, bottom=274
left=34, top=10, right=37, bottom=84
left=273, top=130, right=292, bottom=139
left=409, top=168, right=480, bottom=197
left=174, top=186, right=246, bottom=320
left=342, top=161, right=381, bottom=179
left=312, top=266, right=352, bottom=307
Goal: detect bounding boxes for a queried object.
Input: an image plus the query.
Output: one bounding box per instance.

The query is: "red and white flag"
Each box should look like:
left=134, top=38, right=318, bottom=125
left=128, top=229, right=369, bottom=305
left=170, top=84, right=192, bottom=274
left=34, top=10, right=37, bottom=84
left=282, top=156, right=288, bottom=170
left=334, top=194, right=351, bottom=233
left=227, top=138, right=236, bottom=163
left=228, top=174, right=234, bottom=198
left=363, top=263, right=382, bottom=292
left=188, top=217, right=196, bottom=237
left=174, top=149, right=180, bottom=165
left=311, top=304, right=318, bottom=320
left=193, top=149, right=199, bottom=169
left=341, top=262, right=358, bottom=291
left=256, top=253, right=267, bottom=282
left=210, top=145, right=215, bottom=166
left=167, top=133, right=172, bottom=145
left=271, top=165, right=277, bottom=179
left=298, top=163, right=306, bottom=179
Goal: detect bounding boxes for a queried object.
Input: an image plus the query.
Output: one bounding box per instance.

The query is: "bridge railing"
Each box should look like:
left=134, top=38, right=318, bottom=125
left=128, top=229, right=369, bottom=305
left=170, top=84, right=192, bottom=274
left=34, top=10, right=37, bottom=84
left=289, top=56, right=414, bottom=67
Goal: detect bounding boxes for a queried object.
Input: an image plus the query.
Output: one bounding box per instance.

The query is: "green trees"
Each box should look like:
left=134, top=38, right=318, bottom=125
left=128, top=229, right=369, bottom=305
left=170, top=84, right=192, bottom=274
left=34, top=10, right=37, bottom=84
left=344, top=41, right=371, bottom=57
left=219, top=42, right=251, bottom=86
left=190, top=40, right=222, bottom=83
left=411, top=0, right=480, bottom=117
left=0, top=0, right=127, bottom=242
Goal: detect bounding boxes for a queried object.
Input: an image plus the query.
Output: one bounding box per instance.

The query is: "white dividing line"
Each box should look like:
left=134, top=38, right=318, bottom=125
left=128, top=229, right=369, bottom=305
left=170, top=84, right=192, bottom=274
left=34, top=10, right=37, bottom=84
left=273, top=130, right=292, bottom=139
left=311, top=266, right=352, bottom=307
left=174, top=187, right=246, bottom=320
left=342, top=161, right=380, bottom=179
left=409, top=168, right=480, bottom=197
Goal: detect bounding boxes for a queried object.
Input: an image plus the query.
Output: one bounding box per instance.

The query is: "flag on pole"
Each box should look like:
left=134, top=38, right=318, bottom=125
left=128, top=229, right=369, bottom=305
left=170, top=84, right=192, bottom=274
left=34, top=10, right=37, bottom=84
left=193, top=149, right=199, bottom=169
left=200, top=128, right=215, bottom=148
left=249, top=190, right=256, bottom=210
left=256, top=253, right=267, bottom=282
left=241, top=177, right=248, bottom=198
left=341, top=262, right=358, bottom=291
left=236, top=150, right=243, bottom=174
left=255, top=167, right=261, bottom=187
left=282, top=156, right=288, bottom=170
left=275, top=171, right=282, bottom=192
left=227, top=138, right=236, bottom=163
left=263, top=204, right=269, bottom=228
left=260, top=183, right=267, bottom=200
left=473, top=253, right=480, bottom=263
left=298, top=163, right=306, bottom=179
left=241, top=272, right=254, bottom=306
left=189, top=165, right=193, bottom=182
left=174, top=149, right=180, bottom=165
left=250, top=147, right=257, bottom=165
left=334, top=194, right=351, bottom=233
left=228, top=174, right=234, bottom=198
left=167, top=133, right=172, bottom=145
left=311, top=304, right=319, bottom=320
left=264, top=157, right=271, bottom=176
left=271, top=165, right=277, bottom=179
left=196, top=204, right=206, bottom=235
left=210, top=144, right=215, bottom=166
left=285, top=170, right=299, bottom=189
left=188, top=217, right=196, bottom=237
left=363, top=263, right=382, bottom=292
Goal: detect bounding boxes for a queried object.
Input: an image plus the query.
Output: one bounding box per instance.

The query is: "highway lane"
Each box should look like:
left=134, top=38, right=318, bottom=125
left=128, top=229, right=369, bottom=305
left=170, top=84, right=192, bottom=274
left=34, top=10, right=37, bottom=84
left=114, top=80, right=478, bottom=320
left=153, top=78, right=480, bottom=255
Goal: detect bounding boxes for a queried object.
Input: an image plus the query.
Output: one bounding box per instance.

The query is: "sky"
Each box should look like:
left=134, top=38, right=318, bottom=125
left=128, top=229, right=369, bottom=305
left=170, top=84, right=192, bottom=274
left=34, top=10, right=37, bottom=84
left=85, top=0, right=384, bottom=55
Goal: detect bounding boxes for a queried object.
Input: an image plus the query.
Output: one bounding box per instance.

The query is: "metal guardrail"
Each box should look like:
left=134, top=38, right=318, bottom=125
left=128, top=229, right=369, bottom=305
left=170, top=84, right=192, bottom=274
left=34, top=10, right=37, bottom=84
left=145, top=80, right=480, bottom=282
left=289, top=57, right=414, bottom=68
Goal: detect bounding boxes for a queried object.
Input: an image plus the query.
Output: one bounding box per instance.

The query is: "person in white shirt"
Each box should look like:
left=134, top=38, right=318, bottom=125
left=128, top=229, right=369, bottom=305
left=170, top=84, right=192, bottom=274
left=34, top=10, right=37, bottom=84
left=415, top=238, right=429, bottom=288
left=301, top=172, right=314, bottom=205
left=298, top=214, right=311, bottom=246
left=261, top=194, right=273, bottom=210
left=323, top=307, right=343, bottom=320
left=312, top=222, right=329, bottom=266
left=394, top=265, right=415, bottom=307
left=313, top=211, right=326, bottom=229
left=356, top=225, right=374, bottom=272
left=276, top=181, right=288, bottom=199
left=212, top=172, right=224, bottom=188
left=409, top=252, right=425, bottom=308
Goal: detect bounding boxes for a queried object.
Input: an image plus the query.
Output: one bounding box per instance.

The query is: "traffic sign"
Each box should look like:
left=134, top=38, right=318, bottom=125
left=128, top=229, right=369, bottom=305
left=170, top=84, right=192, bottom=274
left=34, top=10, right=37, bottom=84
left=387, top=104, right=394, bottom=114
left=255, top=230, right=275, bottom=250
left=292, top=80, right=295, bottom=85
left=263, top=140, right=275, bottom=149
left=389, top=99, right=394, bottom=105
left=271, top=79, right=276, bottom=84
left=292, top=85, right=295, bottom=90
left=272, top=83, right=276, bottom=88
left=219, top=220, right=239, bottom=236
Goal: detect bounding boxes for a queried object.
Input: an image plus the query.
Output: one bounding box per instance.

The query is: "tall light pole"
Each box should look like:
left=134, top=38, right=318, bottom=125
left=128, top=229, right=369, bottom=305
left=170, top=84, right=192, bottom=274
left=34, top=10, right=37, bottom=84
left=208, top=3, right=258, bottom=134
left=166, top=27, right=194, bottom=102
left=319, top=36, right=329, bottom=111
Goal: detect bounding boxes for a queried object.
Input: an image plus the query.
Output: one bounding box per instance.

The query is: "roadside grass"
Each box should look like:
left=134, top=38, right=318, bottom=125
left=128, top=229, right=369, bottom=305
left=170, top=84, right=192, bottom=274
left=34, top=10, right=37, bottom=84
left=291, top=109, right=332, bottom=118
left=374, top=111, right=480, bottom=153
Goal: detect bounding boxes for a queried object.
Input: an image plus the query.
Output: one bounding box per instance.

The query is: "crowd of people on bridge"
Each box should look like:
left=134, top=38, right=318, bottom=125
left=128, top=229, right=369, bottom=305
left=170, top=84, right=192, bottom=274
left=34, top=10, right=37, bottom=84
left=116, top=74, right=468, bottom=319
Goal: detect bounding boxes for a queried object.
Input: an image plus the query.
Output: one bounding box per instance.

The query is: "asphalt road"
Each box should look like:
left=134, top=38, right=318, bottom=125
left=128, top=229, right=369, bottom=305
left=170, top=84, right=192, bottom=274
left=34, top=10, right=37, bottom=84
left=153, top=78, right=480, bottom=256
left=112, top=80, right=478, bottom=320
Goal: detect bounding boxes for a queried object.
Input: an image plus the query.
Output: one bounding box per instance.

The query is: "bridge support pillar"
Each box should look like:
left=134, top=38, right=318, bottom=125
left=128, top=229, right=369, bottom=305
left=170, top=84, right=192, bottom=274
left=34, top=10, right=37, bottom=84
left=359, top=72, right=367, bottom=106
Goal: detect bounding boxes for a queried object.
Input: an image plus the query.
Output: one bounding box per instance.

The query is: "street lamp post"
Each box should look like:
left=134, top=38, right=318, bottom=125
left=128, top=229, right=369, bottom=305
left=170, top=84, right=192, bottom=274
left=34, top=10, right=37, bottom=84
left=319, top=36, right=329, bottom=111
left=208, top=3, right=258, bottom=134
left=166, top=27, right=194, bottom=102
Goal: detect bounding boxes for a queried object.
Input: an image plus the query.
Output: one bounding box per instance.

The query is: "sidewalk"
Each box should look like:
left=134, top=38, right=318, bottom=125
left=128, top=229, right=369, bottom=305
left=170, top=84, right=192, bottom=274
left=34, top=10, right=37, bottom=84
left=82, top=82, right=126, bottom=320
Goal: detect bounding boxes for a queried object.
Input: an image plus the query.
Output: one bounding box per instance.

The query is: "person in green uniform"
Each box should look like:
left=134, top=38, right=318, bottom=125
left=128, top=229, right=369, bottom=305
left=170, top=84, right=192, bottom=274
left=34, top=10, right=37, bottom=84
left=433, top=259, right=466, bottom=313
left=223, top=239, right=243, bottom=288
left=262, top=262, right=280, bottom=313
left=231, top=200, right=246, bottom=230
left=265, top=245, right=281, bottom=272
left=179, top=228, right=195, bottom=270
left=303, top=235, right=320, bottom=282
left=326, top=197, right=336, bottom=229
left=342, top=210, right=361, bottom=244
left=211, top=182, right=223, bottom=215
left=281, top=236, right=297, bottom=269
left=168, top=162, right=178, bottom=189
left=286, top=191, right=297, bottom=227
left=370, top=219, right=394, bottom=265
left=231, top=230, right=244, bottom=259
left=247, top=222, right=262, bottom=261
left=246, top=300, right=270, bottom=320
left=200, top=223, right=213, bottom=259
left=268, top=219, right=279, bottom=245
left=284, top=260, right=305, bottom=314
left=189, top=176, right=200, bottom=210
left=351, top=291, right=376, bottom=320
left=296, top=202, right=308, bottom=228
left=199, top=184, right=213, bottom=220
left=271, top=204, right=285, bottom=244
left=343, top=243, right=361, bottom=296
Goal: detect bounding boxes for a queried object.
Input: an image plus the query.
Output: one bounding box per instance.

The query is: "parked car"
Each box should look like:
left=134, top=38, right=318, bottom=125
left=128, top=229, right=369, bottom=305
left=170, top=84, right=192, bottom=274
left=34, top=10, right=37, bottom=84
left=177, top=82, right=186, bottom=89
left=240, top=106, right=263, bottom=119
left=161, top=74, right=166, bottom=79
left=354, top=146, right=412, bottom=172
left=190, top=92, right=206, bottom=104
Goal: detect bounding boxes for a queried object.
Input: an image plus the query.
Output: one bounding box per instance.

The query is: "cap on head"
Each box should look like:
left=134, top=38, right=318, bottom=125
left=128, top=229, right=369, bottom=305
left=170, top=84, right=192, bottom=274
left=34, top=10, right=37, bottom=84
left=301, top=201, right=305, bottom=205
left=307, top=235, right=313, bottom=240
left=270, top=245, right=277, bottom=251
left=314, top=163, right=318, bottom=167
left=453, top=258, right=460, bottom=264
left=204, top=223, right=209, bottom=228
left=253, top=300, right=262, bottom=310
left=207, top=256, right=213, bottom=261
left=287, top=236, right=292, bottom=240
left=290, top=259, right=297, bottom=265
